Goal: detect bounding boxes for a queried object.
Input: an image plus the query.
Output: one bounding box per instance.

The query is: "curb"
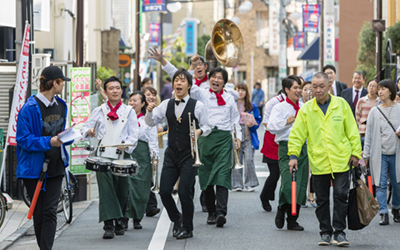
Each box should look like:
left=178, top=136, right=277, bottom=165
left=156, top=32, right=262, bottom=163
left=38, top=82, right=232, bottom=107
left=1, top=200, right=94, bottom=250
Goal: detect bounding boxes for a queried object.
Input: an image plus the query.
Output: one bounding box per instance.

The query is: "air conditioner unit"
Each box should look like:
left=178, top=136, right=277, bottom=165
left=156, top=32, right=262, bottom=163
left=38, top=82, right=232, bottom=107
left=31, top=54, right=51, bottom=92
left=43, top=48, right=55, bottom=60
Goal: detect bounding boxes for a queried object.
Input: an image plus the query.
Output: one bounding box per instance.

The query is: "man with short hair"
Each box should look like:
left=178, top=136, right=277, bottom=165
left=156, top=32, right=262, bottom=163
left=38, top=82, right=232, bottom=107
left=322, top=65, right=347, bottom=96
left=340, top=71, right=368, bottom=117
left=288, top=72, right=361, bottom=246
left=251, top=81, right=265, bottom=118
left=160, top=77, right=173, bottom=101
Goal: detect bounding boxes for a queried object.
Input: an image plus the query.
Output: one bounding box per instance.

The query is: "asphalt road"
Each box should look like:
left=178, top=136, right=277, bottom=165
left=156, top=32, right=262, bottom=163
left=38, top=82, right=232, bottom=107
left=8, top=131, right=400, bottom=250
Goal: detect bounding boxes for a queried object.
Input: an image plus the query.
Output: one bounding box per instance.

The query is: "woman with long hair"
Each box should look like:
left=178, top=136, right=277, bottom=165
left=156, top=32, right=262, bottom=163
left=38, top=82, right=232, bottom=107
left=363, top=79, right=400, bottom=225
left=124, top=91, right=159, bottom=229
left=231, top=82, right=262, bottom=192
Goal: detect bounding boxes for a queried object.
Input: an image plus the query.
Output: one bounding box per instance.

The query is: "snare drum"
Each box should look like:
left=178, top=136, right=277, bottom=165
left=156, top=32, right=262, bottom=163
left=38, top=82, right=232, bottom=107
left=84, top=157, right=111, bottom=172
left=110, top=159, right=140, bottom=177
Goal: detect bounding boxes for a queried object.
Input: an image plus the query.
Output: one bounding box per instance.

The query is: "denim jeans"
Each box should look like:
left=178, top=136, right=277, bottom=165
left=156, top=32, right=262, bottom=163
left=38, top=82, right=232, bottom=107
left=376, top=154, right=400, bottom=214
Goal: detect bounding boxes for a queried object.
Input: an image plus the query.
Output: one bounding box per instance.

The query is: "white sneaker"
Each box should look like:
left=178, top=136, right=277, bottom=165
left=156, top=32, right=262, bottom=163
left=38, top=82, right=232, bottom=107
left=246, top=187, right=255, bottom=192
left=233, top=187, right=243, bottom=192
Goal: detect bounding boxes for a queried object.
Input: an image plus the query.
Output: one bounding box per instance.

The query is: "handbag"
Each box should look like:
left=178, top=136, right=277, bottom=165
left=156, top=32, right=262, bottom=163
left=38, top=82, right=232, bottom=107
left=377, top=106, right=400, bottom=139
left=347, top=165, right=379, bottom=230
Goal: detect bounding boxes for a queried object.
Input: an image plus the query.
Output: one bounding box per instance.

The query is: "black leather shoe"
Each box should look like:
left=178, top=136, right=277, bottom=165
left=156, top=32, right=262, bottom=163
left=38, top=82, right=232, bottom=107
left=392, top=208, right=400, bottom=222
left=207, top=213, right=216, bottom=225
left=275, top=206, right=285, bottom=229
left=146, top=208, right=161, bottom=217
left=216, top=214, right=226, bottom=228
left=172, top=215, right=182, bottom=237
left=262, top=200, right=272, bottom=212
left=176, top=229, right=193, bottom=239
left=287, top=222, right=304, bottom=231
left=202, top=205, right=208, bottom=213
left=133, top=219, right=142, bottom=229
left=103, top=225, right=115, bottom=239
left=115, top=224, right=125, bottom=235
left=121, top=218, right=128, bottom=230
left=379, top=214, right=389, bottom=225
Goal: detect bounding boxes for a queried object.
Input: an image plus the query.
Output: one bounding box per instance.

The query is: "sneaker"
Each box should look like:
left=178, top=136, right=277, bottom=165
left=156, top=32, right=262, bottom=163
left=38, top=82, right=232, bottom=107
left=318, top=234, right=331, bottom=246
left=103, top=225, right=115, bottom=239
left=233, top=187, right=243, bottom=192
left=246, top=187, right=255, bottom=192
left=115, top=224, right=125, bottom=235
left=392, top=208, right=400, bottom=222
left=333, top=233, right=349, bottom=246
left=133, top=219, right=142, bottom=229
left=121, top=217, right=128, bottom=230
left=261, top=200, right=272, bottom=212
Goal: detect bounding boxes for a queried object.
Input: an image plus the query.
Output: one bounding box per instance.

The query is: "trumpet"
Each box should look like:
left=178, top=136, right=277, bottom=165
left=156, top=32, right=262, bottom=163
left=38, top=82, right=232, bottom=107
left=150, top=150, right=160, bottom=193
left=157, top=130, right=168, bottom=137
left=188, top=112, right=203, bottom=167
left=232, top=124, right=243, bottom=169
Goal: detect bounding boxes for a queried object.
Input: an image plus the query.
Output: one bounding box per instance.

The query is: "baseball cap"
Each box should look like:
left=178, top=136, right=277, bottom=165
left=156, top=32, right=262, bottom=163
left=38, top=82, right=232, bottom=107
left=41, top=66, right=71, bottom=81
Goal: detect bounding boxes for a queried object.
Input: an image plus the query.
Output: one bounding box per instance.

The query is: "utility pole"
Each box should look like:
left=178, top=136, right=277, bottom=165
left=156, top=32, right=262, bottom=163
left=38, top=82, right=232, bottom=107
left=278, top=0, right=288, bottom=83
left=159, top=13, right=164, bottom=92
left=319, top=0, right=324, bottom=71
left=135, top=0, right=141, bottom=91
left=376, top=0, right=383, bottom=81
left=76, top=0, right=84, bottom=66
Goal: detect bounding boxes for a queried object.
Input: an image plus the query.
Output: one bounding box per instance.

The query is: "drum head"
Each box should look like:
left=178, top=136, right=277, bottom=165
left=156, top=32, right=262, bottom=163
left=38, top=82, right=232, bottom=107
left=112, top=160, right=136, bottom=165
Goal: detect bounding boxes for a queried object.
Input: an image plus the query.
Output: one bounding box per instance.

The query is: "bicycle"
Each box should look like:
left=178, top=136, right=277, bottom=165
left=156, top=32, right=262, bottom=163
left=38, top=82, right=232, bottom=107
left=0, top=191, right=8, bottom=228
left=22, top=168, right=77, bottom=223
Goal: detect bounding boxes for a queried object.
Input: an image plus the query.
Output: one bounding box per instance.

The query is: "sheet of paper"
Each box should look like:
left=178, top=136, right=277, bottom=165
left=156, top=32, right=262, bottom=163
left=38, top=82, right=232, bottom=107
left=58, top=127, right=82, bottom=143
left=397, top=125, right=400, bottom=132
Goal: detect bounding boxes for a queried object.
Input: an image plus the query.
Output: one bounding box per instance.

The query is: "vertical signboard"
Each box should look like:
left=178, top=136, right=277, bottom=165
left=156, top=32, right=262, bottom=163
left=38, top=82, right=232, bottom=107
left=142, top=0, right=166, bottom=12
left=269, top=0, right=280, bottom=56
left=185, top=19, right=197, bottom=56
left=294, top=32, right=305, bottom=51
left=303, top=4, right=321, bottom=33
left=323, top=14, right=335, bottom=66
left=69, top=67, right=91, bottom=174
left=149, top=23, right=160, bottom=47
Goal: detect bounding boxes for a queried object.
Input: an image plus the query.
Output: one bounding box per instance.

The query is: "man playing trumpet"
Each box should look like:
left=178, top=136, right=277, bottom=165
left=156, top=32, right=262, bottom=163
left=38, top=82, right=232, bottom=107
left=189, top=57, right=242, bottom=228
left=145, top=68, right=211, bottom=239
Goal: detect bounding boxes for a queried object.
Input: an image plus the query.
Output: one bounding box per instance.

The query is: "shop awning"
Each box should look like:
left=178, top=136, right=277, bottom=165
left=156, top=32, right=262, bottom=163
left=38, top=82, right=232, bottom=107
left=297, top=37, right=319, bottom=61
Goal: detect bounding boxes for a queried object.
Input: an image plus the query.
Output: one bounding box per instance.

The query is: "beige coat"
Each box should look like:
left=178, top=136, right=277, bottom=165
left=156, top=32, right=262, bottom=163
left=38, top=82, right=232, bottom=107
left=363, top=104, right=400, bottom=186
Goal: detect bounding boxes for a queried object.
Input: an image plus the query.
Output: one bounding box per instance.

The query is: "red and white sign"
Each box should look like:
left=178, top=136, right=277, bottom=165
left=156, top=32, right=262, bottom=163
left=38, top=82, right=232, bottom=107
left=7, top=23, right=30, bottom=145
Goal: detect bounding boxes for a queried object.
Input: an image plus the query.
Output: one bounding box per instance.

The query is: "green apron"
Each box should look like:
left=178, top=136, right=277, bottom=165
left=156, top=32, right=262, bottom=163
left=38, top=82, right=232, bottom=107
left=125, top=140, right=152, bottom=220
left=278, top=141, right=308, bottom=207
left=198, top=128, right=232, bottom=190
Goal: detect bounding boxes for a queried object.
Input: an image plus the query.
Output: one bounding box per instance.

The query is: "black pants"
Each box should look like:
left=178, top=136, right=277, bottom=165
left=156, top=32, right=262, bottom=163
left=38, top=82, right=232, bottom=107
left=204, top=185, right=228, bottom=216
left=200, top=191, right=205, bottom=206
left=280, top=203, right=301, bottom=225
left=159, top=147, right=197, bottom=231
left=146, top=182, right=158, bottom=213
left=260, top=160, right=280, bottom=201
left=313, top=171, right=349, bottom=236
left=24, top=176, right=63, bottom=250
left=310, top=174, right=315, bottom=194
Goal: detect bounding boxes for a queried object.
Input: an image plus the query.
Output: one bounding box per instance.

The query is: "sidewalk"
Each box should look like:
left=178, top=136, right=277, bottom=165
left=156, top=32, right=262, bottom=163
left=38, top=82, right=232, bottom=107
left=0, top=176, right=96, bottom=250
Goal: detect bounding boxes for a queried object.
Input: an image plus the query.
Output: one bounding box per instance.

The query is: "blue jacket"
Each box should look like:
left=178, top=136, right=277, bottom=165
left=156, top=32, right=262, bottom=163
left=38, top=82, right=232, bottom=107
left=16, top=95, right=72, bottom=179
left=251, top=88, right=265, bottom=108
left=247, top=103, right=262, bottom=150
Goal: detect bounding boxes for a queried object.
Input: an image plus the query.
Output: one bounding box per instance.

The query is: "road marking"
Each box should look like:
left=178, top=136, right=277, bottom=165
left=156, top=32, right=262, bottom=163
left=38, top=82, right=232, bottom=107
left=147, top=195, right=178, bottom=250
left=256, top=172, right=270, bottom=178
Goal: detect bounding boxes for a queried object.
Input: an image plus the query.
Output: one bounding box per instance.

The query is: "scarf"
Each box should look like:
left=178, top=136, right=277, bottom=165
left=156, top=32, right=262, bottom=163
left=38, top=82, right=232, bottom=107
left=209, top=88, right=226, bottom=106
left=107, top=100, right=122, bottom=121
left=195, top=75, right=208, bottom=87
left=137, top=113, right=143, bottom=127
left=286, top=98, right=300, bottom=117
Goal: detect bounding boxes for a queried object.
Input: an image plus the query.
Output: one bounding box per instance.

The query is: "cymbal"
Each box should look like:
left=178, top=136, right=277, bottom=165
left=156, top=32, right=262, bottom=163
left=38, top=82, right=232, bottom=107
left=96, top=143, right=135, bottom=148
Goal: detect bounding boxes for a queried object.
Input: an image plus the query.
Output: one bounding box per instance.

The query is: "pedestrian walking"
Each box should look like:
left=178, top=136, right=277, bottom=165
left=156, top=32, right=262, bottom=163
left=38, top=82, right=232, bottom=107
left=268, top=75, right=308, bottom=231
left=363, top=79, right=400, bottom=225
left=340, top=71, right=368, bottom=117
left=322, top=64, right=347, bottom=96
left=160, top=77, right=173, bottom=101
left=231, top=82, right=261, bottom=192
left=251, top=81, right=265, bottom=118
left=288, top=72, right=361, bottom=246
left=16, top=66, right=72, bottom=250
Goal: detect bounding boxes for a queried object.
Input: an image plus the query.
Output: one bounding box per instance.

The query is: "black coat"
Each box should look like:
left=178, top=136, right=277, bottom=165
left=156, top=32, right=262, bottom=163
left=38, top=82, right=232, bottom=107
left=340, top=87, right=368, bottom=117
left=335, top=81, right=348, bottom=97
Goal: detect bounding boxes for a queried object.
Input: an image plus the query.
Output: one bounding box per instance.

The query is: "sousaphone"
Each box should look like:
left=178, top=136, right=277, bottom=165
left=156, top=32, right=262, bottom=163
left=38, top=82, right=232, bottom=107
left=205, top=19, right=244, bottom=70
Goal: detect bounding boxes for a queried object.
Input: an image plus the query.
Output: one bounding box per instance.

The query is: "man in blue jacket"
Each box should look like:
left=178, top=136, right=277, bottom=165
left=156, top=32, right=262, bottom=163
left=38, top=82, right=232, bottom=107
left=16, top=66, right=72, bottom=250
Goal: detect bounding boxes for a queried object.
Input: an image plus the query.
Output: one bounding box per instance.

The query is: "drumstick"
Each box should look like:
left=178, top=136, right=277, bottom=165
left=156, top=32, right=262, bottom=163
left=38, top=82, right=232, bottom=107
left=292, top=168, right=297, bottom=216
left=93, top=121, right=98, bottom=133
left=27, top=159, right=49, bottom=220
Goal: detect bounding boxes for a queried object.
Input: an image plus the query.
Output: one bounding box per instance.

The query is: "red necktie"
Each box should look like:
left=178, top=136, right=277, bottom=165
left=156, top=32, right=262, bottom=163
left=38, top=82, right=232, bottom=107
left=137, top=113, right=143, bottom=127
left=107, top=100, right=122, bottom=121
left=195, top=75, right=208, bottom=87
left=286, top=98, right=300, bottom=117
left=209, top=88, right=226, bottom=106
left=354, top=90, right=359, bottom=107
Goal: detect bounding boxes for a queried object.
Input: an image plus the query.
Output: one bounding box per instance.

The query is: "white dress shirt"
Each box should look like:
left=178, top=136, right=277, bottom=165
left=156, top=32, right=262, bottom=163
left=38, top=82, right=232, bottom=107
left=36, top=92, right=58, bottom=107
left=267, top=101, right=303, bottom=143
left=332, top=80, right=337, bottom=96
left=145, top=94, right=212, bottom=137
left=137, top=116, right=159, bottom=157
left=262, top=93, right=285, bottom=128
left=80, top=103, right=139, bottom=154
left=353, top=87, right=364, bottom=102
left=190, top=84, right=242, bottom=139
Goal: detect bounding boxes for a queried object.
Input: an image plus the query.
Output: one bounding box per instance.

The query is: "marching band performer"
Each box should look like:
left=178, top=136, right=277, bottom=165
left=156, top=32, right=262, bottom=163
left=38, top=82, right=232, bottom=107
left=145, top=68, right=211, bottom=239
left=80, top=76, right=139, bottom=239
left=189, top=64, right=242, bottom=228
left=267, top=75, right=308, bottom=231
left=123, top=91, right=159, bottom=230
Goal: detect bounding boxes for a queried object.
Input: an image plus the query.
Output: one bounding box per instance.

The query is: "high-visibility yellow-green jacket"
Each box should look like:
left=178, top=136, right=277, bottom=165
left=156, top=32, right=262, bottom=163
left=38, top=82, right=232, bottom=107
left=288, top=95, right=362, bottom=176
